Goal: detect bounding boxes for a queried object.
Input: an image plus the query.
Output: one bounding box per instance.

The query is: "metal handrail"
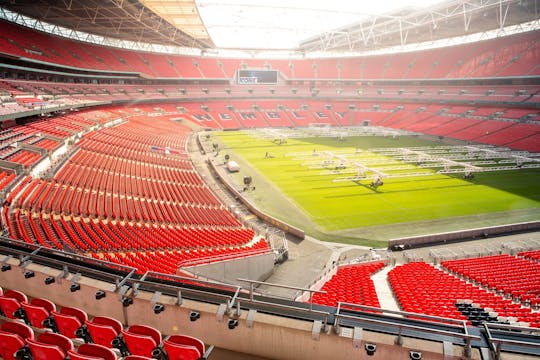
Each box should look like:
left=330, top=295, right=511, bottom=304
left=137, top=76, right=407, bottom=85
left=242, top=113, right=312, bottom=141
left=238, top=278, right=326, bottom=311
left=334, top=302, right=479, bottom=354
left=484, top=322, right=540, bottom=359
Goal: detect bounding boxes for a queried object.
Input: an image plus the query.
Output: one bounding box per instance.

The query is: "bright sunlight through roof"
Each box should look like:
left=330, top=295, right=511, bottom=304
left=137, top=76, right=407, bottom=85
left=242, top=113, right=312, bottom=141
left=195, top=0, right=446, bottom=49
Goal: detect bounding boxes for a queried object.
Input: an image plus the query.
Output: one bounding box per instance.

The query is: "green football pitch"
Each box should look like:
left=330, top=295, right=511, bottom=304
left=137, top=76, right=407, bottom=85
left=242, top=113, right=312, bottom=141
left=213, top=131, right=540, bottom=246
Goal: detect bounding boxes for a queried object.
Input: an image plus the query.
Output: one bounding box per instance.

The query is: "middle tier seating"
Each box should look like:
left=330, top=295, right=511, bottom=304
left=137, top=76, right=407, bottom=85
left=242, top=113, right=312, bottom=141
left=7, top=112, right=270, bottom=275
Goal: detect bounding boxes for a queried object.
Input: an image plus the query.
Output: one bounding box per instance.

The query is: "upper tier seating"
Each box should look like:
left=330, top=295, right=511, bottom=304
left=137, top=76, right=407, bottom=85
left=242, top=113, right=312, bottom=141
left=1, top=19, right=539, bottom=80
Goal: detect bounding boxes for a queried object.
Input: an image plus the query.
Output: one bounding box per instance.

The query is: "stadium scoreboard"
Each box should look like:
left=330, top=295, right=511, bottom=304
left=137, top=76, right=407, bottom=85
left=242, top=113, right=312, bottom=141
left=237, top=69, right=278, bottom=84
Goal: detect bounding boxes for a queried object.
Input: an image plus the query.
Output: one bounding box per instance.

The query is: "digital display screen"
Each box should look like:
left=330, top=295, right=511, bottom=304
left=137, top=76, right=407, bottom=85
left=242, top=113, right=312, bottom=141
left=237, top=70, right=278, bottom=84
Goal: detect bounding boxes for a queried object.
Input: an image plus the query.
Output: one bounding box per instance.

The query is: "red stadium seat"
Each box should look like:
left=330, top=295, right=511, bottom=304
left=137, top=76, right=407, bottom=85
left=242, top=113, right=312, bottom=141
left=83, top=316, right=123, bottom=348
left=0, top=289, right=27, bottom=319
left=26, top=332, right=74, bottom=360
left=0, top=321, right=34, bottom=360
left=18, top=297, right=56, bottom=328
left=0, top=331, right=26, bottom=360
left=26, top=338, right=67, bottom=360
left=163, top=334, right=206, bottom=360
left=114, top=324, right=161, bottom=357
left=47, top=306, right=88, bottom=338
left=0, top=321, right=34, bottom=341
left=67, top=343, right=117, bottom=360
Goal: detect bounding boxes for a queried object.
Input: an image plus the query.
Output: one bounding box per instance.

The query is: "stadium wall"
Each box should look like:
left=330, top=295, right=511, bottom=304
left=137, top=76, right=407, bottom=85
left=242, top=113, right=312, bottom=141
left=389, top=221, right=540, bottom=249
left=186, top=252, right=275, bottom=285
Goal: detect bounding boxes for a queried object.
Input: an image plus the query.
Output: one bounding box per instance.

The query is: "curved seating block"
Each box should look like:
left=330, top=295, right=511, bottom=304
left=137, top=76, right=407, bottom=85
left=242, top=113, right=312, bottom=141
left=84, top=316, right=123, bottom=348
left=68, top=343, right=117, bottom=360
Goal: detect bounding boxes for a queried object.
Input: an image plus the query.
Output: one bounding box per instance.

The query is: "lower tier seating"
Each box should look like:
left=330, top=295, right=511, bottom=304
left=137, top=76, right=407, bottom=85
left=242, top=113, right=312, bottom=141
left=388, top=262, right=540, bottom=327
left=311, top=262, right=384, bottom=308
left=441, top=254, right=540, bottom=306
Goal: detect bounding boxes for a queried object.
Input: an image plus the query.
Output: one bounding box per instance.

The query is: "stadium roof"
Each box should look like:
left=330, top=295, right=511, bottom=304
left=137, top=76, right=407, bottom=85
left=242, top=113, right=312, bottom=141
left=1, top=0, right=539, bottom=54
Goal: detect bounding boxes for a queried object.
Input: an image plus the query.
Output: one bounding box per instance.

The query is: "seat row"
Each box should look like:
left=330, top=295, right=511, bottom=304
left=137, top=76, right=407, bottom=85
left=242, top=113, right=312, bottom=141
left=519, top=249, right=540, bottom=261
left=11, top=211, right=256, bottom=253
left=97, top=238, right=270, bottom=274
left=0, top=287, right=211, bottom=360
left=14, top=178, right=237, bottom=227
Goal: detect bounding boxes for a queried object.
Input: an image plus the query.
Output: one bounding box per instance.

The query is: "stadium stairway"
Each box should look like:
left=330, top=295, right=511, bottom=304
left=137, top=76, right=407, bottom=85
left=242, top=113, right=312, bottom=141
left=371, top=266, right=401, bottom=312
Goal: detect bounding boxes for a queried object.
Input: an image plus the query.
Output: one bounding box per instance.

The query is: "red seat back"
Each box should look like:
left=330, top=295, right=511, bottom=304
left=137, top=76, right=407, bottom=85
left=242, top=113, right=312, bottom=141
left=4, top=290, right=27, bottom=303
left=66, top=351, right=103, bottom=360
left=85, top=322, right=118, bottom=348
left=0, top=330, right=26, bottom=360
left=126, top=324, right=161, bottom=345
left=0, top=297, right=22, bottom=319
left=60, top=306, right=88, bottom=322
left=36, top=332, right=74, bottom=353
left=85, top=317, right=122, bottom=348
left=31, top=298, right=56, bottom=312
left=166, top=335, right=204, bottom=355
left=68, top=343, right=117, bottom=360
left=52, top=308, right=86, bottom=338
left=163, top=342, right=201, bottom=360
left=121, top=328, right=159, bottom=357
left=26, top=338, right=66, bottom=360
left=91, top=316, right=123, bottom=334
left=0, top=321, right=34, bottom=340
left=21, top=302, right=51, bottom=328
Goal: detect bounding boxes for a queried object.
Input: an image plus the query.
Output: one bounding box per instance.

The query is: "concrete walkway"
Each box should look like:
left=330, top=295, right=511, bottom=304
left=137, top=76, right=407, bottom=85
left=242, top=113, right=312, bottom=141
left=371, top=265, right=401, bottom=313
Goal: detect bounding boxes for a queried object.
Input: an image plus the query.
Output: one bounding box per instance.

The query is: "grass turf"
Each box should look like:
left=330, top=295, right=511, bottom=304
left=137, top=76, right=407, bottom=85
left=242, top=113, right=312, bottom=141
left=213, top=131, right=540, bottom=243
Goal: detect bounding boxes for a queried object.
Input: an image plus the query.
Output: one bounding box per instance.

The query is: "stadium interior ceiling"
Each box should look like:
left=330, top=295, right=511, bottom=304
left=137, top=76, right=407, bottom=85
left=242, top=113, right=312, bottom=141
left=1, top=0, right=539, bottom=54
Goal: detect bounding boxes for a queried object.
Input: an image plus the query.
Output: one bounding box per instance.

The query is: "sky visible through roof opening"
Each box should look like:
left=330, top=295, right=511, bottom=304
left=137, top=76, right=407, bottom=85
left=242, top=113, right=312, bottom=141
left=196, top=0, right=446, bottom=49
